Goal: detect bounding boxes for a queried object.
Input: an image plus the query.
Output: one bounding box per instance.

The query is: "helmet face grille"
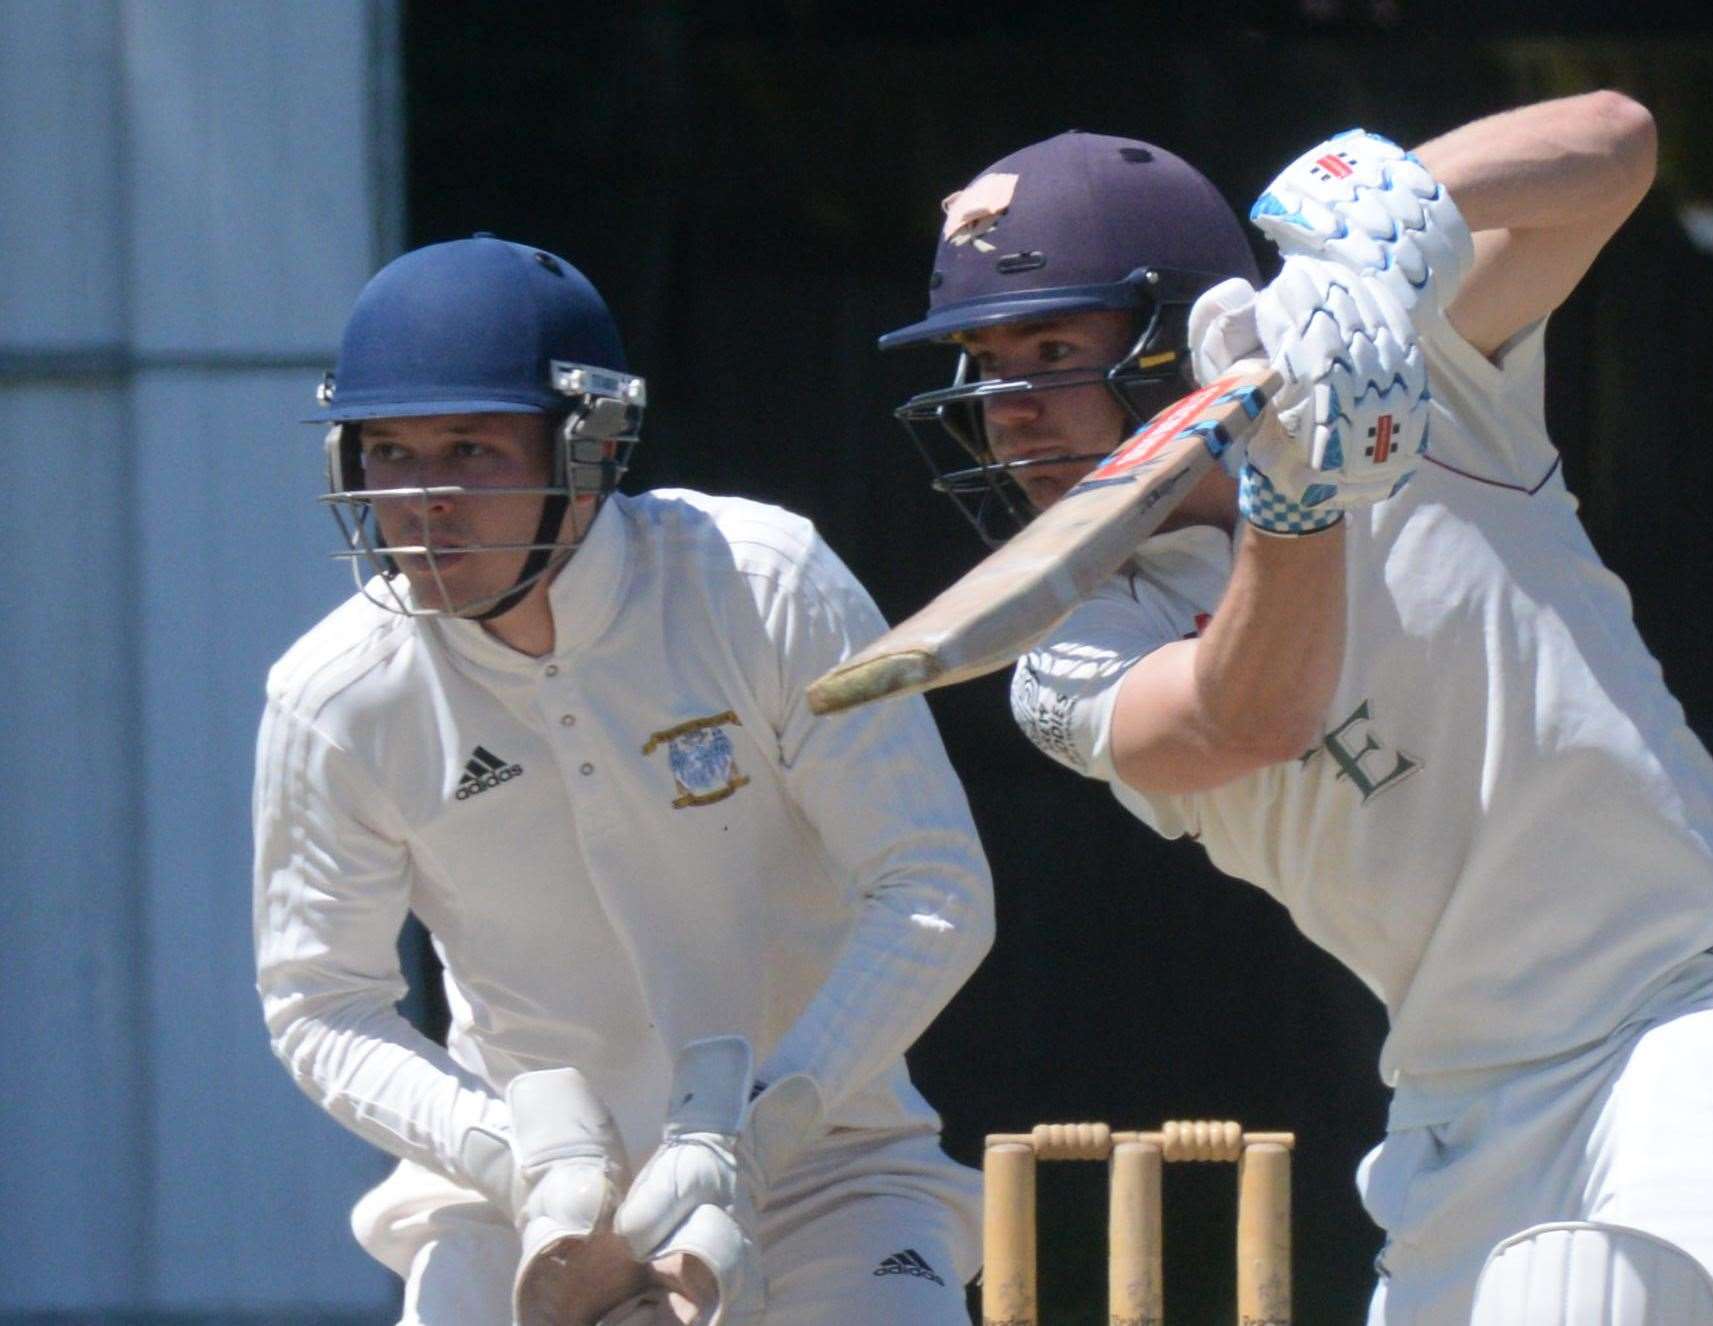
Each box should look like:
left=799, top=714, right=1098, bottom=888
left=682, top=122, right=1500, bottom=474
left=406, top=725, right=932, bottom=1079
left=316, top=345, right=646, bottom=619
left=320, top=428, right=640, bottom=620
left=893, top=298, right=1195, bottom=546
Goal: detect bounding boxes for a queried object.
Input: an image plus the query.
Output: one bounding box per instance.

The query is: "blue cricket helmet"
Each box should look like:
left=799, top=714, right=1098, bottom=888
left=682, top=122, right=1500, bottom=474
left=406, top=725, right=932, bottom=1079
left=309, top=234, right=627, bottom=422
left=311, top=236, right=646, bottom=621
left=882, top=132, right=1260, bottom=544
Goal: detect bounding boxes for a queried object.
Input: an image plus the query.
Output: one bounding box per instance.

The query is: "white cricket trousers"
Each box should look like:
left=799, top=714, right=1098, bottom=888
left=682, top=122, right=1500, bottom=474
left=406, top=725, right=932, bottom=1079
left=1360, top=954, right=1713, bottom=1325
left=354, top=1122, right=981, bottom=1325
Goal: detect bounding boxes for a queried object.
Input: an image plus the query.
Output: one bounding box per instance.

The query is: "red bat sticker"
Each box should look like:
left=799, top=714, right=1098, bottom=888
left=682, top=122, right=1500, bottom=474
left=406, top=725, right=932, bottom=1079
left=1079, top=380, right=1230, bottom=485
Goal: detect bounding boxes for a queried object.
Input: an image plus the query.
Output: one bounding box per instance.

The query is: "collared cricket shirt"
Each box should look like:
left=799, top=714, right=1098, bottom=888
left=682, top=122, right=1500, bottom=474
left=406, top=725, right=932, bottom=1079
left=254, top=489, right=993, bottom=1184
left=1012, top=316, right=1713, bottom=1086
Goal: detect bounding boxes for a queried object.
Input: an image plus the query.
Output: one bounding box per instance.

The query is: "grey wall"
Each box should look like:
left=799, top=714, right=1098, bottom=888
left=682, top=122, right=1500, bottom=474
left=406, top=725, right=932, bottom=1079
left=1, top=1, right=402, bottom=1315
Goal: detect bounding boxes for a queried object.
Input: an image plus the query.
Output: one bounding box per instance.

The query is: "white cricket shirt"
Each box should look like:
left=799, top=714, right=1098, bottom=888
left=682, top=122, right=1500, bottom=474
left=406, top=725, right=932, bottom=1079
left=254, top=490, right=993, bottom=1185
left=1013, top=317, right=1713, bottom=1086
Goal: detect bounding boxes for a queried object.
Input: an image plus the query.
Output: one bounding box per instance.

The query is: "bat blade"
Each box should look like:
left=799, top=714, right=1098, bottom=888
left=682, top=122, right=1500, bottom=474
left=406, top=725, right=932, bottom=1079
left=808, top=363, right=1282, bottom=715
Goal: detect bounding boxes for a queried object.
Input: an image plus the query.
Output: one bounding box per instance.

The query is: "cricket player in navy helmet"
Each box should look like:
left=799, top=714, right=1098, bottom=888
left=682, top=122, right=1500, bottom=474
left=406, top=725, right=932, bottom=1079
left=887, top=96, right=1713, bottom=1324
left=254, top=236, right=994, bottom=1325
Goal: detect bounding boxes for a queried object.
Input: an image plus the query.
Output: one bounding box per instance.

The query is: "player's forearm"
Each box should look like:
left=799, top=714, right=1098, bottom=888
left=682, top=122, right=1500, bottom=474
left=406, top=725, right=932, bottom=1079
left=1192, top=524, right=1346, bottom=759
left=761, top=862, right=995, bottom=1110
left=264, top=981, right=509, bottom=1190
left=1108, top=525, right=1344, bottom=795
left=1415, top=91, right=1656, bottom=235
left=1411, top=92, right=1655, bottom=355
left=778, top=644, right=996, bottom=1105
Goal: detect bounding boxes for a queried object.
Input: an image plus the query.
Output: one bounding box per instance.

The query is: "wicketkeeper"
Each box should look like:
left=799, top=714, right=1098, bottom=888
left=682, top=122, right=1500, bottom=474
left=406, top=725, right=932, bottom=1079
left=253, top=236, right=992, bottom=1324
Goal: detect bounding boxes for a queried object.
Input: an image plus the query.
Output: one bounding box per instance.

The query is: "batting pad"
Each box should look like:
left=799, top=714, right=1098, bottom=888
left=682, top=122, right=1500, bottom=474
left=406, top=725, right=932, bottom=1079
left=1469, top=1220, right=1713, bottom=1325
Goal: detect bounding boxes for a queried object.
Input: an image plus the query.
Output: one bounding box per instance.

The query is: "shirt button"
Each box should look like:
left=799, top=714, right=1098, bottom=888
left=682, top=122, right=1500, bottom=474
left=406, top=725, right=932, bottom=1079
left=579, top=762, right=595, bottom=776
left=560, top=714, right=576, bottom=727
left=545, top=663, right=559, bottom=677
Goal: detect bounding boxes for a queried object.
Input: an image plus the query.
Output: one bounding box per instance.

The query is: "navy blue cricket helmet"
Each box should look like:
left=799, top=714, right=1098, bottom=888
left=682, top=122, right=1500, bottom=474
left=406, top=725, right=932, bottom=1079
left=313, top=236, right=646, bottom=619
left=310, top=235, right=629, bottom=422
left=883, top=131, right=1259, bottom=542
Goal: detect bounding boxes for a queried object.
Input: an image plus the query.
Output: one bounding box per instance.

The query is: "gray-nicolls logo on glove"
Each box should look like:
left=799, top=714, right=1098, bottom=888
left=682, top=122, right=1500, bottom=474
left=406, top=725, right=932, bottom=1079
left=1250, top=128, right=1475, bottom=324
left=1189, top=253, right=1429, bottom=536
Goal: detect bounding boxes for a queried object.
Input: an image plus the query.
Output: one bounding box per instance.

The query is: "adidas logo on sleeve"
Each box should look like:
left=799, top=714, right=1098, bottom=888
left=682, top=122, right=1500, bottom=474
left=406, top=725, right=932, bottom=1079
left=455, top=746, right=524, bottom=800
left=872, top=1248, right=945, bottom=1286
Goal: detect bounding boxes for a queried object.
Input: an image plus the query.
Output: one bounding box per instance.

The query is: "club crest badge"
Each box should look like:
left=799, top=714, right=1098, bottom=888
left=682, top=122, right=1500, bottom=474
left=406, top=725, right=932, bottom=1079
left=642, top=710, right=751, bottom=809
left=941, top=171, right=1018, bottom=251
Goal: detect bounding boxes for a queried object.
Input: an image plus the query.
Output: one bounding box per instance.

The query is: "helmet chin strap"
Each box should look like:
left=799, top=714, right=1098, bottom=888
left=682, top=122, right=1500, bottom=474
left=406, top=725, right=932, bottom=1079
left=465, top=396, right=633, bottom=623
left=468, top=491, right=571, bottom=622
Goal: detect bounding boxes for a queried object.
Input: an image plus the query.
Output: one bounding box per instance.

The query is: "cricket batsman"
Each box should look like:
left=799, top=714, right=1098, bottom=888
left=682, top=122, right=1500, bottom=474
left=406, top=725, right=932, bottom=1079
left=883, top=92, right=1713, bottom=1322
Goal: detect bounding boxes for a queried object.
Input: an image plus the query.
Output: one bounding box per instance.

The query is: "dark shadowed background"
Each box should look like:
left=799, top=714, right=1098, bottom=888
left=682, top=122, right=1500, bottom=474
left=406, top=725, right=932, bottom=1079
left=399, top=4, right=1713, bottom=1321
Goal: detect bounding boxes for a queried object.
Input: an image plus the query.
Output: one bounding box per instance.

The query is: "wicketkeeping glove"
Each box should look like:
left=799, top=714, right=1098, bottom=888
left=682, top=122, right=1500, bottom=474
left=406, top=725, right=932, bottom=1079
left=466, top=1068, right=643, bottom=1326
left=1189, top=254, right=1429, bottom=534
left=613, top=1036, right=825, bottom=1326
left=1249, top=128, right=1474, bottom=324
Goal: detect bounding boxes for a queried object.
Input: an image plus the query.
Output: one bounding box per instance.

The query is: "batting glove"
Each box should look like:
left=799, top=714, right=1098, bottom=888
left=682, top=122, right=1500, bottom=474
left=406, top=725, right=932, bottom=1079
left=614, top=1036, right=824, bottom=1325
left=1250, top=128, right=1474, bottom=324
left=1190, top=255, right=1429, bottom=534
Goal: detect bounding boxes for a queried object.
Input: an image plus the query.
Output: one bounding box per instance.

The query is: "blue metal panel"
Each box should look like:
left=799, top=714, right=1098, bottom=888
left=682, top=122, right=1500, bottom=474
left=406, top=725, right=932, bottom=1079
left=0, top=0, right=404, bottom=1314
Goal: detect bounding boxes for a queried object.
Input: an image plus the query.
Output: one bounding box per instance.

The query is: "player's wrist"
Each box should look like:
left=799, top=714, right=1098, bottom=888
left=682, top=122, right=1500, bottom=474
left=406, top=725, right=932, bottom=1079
left=645, top=1037, right=824, bottom=1178
left=617, top=1037, right=755, bottom=1260
left=1243, top=515, right=1345, bottom=538
left=1238, top=463, right=1344, bottom=537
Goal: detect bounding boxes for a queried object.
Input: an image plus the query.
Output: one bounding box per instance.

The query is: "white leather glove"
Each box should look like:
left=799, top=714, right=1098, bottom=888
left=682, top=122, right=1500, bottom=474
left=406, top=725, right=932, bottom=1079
left=466, top=1068, right=643, bottom=1326
left=1189, top=255, right=1428, bottom=534
left=613, top=1036, right=825, bottom=1326
left=1250, top=128, right=1473, bottom=323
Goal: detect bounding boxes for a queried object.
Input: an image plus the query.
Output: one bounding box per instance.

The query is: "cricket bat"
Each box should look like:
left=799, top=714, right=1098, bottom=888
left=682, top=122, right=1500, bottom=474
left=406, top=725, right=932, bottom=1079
left=806, top=363, right=1284, bottom=715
